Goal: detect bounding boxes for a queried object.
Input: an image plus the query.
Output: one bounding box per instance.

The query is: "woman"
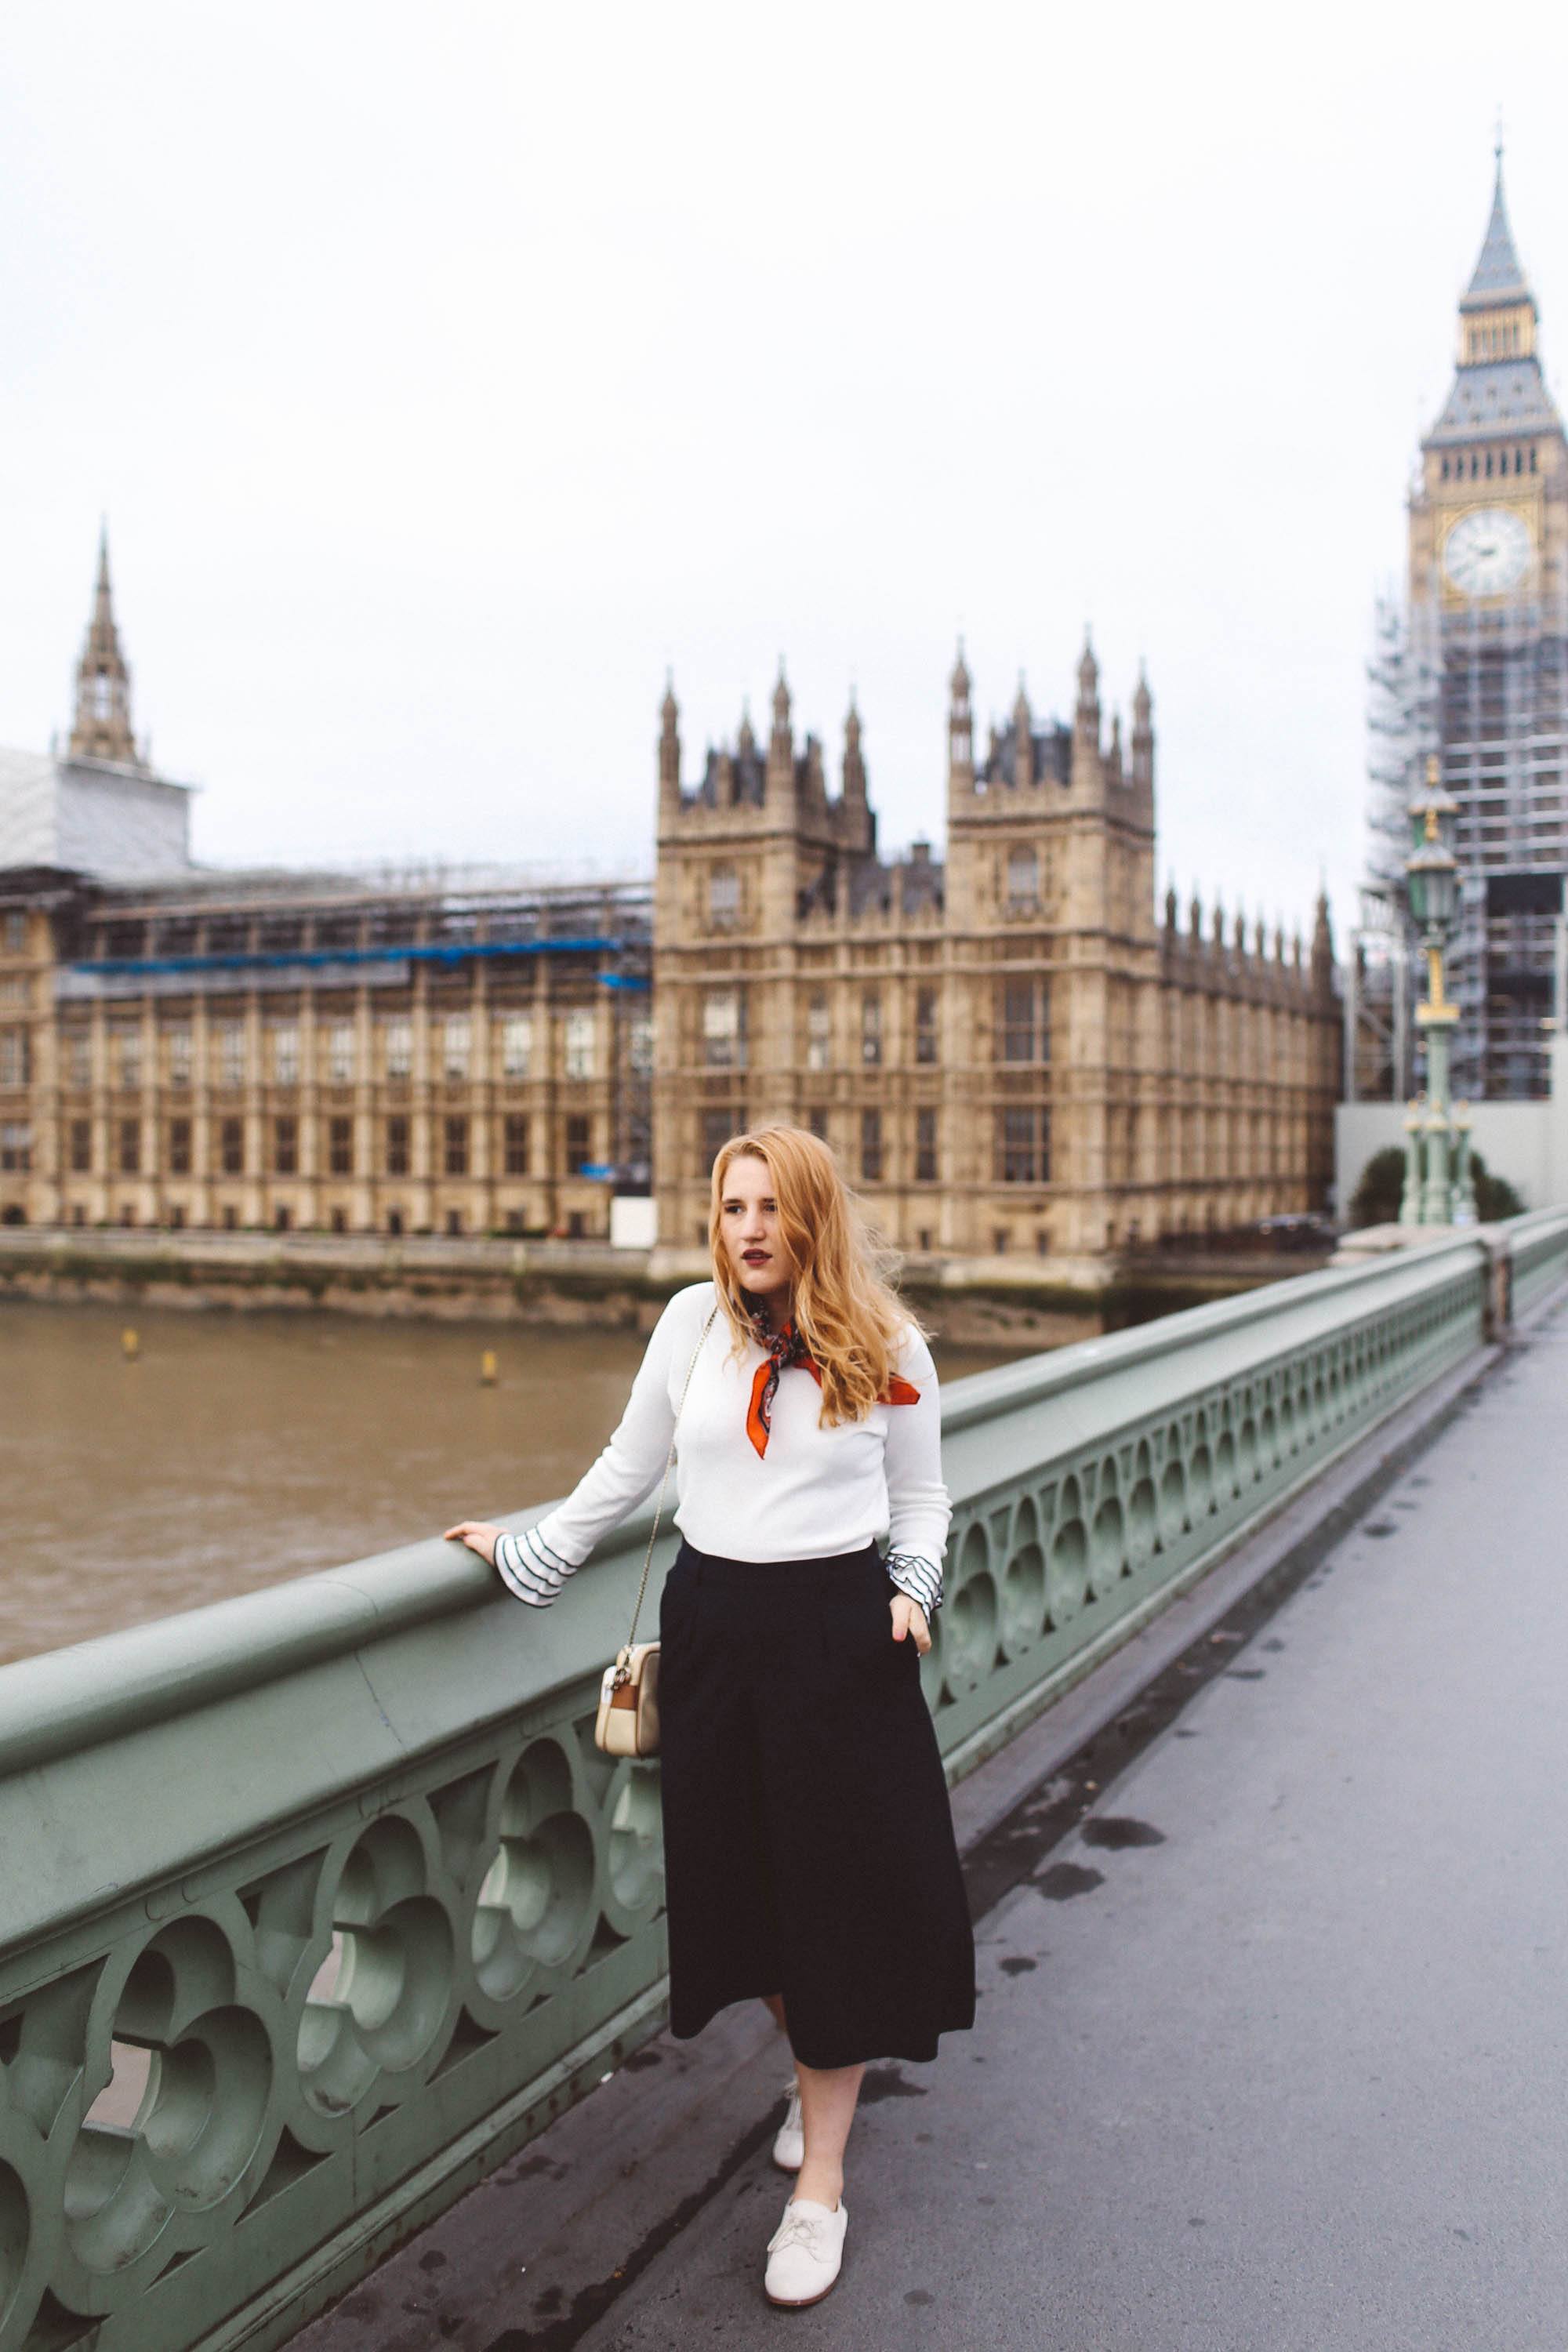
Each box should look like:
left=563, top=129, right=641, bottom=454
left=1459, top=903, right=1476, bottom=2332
left=445, top=1122, right=975, bottom=2309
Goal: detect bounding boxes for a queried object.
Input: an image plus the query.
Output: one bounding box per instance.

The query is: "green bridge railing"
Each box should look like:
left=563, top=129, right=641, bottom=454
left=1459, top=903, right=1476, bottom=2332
left=2, top=1211, right=1566, bottom=2351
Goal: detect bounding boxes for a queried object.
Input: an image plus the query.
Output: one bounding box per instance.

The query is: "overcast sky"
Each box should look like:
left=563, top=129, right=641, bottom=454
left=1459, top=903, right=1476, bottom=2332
left=2, top=2, right=1566, bottom=942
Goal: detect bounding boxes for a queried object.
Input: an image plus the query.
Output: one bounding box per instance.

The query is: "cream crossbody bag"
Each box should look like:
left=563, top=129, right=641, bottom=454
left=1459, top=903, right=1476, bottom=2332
left=593, top=1301, right=719, bottom=1759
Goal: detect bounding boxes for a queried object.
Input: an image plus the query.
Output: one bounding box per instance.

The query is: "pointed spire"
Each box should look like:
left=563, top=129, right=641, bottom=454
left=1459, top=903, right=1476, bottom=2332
left=1073, top=631, right=1101, bottom=766
left=1011, top=673, right=1033, bottom=789
left=1130, top=661, right=1155, bottom=793
left=69, top=523, right=143, bottom=768
left=1463, top=142, right=1530, bottom=308
left=767, top=658, right=794, bottom=800
left=947, top=641, right=975, bottom=791
left=658, top=670, right=681, bottom=804
left=1433, top=140, right=1552, bottom=419
left=737, top=699, right=757, bottom=758
left=843, top=692, right=866, bottom=803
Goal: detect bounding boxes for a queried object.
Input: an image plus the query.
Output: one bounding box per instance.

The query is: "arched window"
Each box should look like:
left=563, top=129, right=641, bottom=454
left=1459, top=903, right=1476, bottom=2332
left=1006, top=843, right=1038, bottom=910
left=702, top=989, right=743, bottom=1070
left=806, top=994, right=831, bottom=1070
left=709, top=865, right=739, bottom=926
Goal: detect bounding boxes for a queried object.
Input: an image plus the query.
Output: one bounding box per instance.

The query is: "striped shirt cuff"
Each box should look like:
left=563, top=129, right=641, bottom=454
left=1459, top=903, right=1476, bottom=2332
left=495, top=1526, right=578, bottom=1610
left=884, top=1550, right=943, bottom=1618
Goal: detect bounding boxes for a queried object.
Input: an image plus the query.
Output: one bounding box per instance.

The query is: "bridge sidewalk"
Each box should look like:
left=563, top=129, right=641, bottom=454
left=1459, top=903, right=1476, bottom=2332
left=290, top=1295, right=1568, bottom=2351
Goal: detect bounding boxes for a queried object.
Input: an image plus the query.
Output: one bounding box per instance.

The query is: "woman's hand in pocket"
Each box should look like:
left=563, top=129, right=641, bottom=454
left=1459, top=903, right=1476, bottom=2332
left=444, top=1519, right=503, bottom=1569
left=889, top=1592, right=931, bottom=1655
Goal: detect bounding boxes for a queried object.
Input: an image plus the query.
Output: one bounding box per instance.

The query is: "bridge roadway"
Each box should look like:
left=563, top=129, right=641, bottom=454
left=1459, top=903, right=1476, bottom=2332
left=291, top=1295, right=1568, bottom=2352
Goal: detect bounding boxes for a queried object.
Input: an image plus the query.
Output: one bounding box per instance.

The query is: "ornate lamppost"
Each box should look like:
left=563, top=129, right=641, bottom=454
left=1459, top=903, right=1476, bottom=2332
left=1403, top=755, right=1462, bottom=1225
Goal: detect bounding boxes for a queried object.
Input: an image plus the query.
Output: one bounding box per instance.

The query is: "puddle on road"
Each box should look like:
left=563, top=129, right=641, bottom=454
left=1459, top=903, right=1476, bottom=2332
left=1080, top=1817, right=1167, bottom=1850
left=1035, top=1861, right=1106, bottom=1900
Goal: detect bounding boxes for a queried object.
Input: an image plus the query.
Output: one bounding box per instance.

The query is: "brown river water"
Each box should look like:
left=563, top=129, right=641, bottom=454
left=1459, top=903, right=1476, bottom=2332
left=0, top=1302, right=1028, bottom=1667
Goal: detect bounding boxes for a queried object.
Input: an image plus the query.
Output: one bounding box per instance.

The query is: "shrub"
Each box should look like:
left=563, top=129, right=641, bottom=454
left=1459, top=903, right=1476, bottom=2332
left=1349, top=1142, right=1524, bottom=1225
left=1349, top=1146, right=1406, bottom=1227
left=1471, top=1150, right=1524, bottom=1221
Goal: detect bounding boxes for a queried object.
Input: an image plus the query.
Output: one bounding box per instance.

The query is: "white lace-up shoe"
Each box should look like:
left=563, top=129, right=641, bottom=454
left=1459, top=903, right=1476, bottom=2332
left=764, top=2194, right=848, bottom=2307
left=771, top=2074, right=804, bottom=2172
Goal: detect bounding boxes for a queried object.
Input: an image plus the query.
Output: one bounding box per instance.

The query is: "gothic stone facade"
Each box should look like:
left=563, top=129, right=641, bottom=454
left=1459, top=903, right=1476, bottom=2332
left=0, top=868, right=652, bottom=1238
left=0, top=545, right=1340, bottom=1250
left=0, top=546, right=653, bottom=1239
left=652, top=649, right=1340, bottom=1261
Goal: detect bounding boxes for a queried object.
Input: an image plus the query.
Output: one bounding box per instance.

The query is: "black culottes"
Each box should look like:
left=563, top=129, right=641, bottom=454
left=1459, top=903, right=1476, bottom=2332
left=657, top=1536, right=977, bottom=2071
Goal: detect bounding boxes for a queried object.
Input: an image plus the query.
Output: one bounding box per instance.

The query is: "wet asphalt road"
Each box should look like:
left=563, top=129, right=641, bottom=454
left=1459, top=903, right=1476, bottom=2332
left=578, top=1302, right=1568, bottom=2350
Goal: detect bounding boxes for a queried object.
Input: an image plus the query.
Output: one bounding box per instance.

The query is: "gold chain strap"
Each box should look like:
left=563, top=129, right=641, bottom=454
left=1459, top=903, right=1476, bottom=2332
left=613, top=1301, right=719, bottom=1679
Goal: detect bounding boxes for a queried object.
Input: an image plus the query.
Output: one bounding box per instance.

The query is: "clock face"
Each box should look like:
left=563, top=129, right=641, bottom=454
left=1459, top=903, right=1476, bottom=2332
left=1442, top=505, right=1532, bottom=597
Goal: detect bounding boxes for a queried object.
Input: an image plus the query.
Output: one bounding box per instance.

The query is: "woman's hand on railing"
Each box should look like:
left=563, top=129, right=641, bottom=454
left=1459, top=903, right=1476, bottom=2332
left=890, top=1593, right=931, bottom=1655
left=444, top=1519, right=503, bottom=1569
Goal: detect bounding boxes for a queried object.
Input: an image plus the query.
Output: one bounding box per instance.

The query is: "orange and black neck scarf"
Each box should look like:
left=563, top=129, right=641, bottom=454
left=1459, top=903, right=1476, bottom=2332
left=744, top=1307, right=920, bottom=1459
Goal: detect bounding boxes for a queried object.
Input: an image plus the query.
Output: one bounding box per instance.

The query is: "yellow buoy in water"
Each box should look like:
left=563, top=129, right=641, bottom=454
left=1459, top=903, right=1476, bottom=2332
left=480, top=1349, right=498, bottom=1386
left=122, top=1328, right=140, bottom=1360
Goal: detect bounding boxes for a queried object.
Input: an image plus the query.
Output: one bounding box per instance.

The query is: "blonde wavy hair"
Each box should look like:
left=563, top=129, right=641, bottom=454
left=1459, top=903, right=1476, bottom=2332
left=706, top=1121, right=931, bottom=1428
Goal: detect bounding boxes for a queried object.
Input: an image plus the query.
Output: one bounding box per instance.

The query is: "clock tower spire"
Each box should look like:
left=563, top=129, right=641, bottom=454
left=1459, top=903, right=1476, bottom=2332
left=1457, top=143, right=1536, bottom=365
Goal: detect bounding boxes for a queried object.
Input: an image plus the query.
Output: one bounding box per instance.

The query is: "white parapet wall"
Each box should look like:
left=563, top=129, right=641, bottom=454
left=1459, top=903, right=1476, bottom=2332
left=610, top=1192, right=658, bottom=1248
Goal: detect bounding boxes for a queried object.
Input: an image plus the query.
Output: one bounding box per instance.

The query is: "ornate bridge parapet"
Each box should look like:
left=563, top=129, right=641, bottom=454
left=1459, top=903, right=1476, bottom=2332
left=1, top=1212, right=1564, bottom=2352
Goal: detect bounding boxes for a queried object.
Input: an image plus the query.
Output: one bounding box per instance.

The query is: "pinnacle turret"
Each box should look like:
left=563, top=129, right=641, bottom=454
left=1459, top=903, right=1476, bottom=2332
left=1012, top=676, right=1033, bottom=790
left=1074, top=633, right=1101, bottom=758
left=841, top=695, right=867, bottom=804
left=767, top=659, right=795, bottom=800
left=947, top=641, right=975, bottom=789
left=658, top=672, right=681, bottom=802
left=1130, top=662, right=1155, bottom=793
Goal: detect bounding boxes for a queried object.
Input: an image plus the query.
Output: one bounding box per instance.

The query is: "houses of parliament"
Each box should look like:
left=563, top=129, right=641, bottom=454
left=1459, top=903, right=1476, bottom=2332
left=0, top=541, right=1340, bottom=1264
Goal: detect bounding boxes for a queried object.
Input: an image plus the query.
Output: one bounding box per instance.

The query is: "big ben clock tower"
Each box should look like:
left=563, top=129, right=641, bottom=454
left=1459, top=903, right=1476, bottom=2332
left=1406, top=148, right=1568, bottom=1099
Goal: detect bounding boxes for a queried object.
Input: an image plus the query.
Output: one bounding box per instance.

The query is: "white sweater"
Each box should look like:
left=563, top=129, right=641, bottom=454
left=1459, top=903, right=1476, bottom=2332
left=495, top=1279, right=950, bottom=1617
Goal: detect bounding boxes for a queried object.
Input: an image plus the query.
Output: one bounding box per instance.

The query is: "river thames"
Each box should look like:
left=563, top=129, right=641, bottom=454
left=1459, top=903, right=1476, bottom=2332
left=0, top=1302, right=1025, bottom=1665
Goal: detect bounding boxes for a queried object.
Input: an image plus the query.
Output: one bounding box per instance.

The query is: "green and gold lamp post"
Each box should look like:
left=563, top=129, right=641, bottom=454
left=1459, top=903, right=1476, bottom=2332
left=1404, top=755, right=1462, bottom=1225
